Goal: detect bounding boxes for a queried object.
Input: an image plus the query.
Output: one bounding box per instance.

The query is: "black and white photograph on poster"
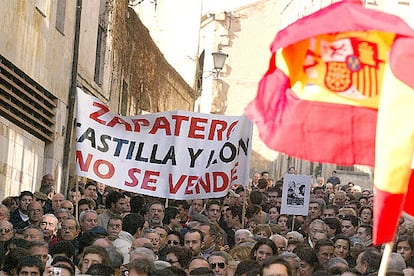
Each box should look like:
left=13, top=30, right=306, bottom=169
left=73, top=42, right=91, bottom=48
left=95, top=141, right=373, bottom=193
left=281, top=174, right=311, bottom=216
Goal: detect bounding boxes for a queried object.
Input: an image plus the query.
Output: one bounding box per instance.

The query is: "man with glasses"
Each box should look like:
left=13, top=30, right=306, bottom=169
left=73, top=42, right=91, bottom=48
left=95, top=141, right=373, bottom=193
left=0, top=220, right=14, bottom=242
left=148, top=201, right=165, bottom=228
left=107, top=215, right=123, bottom=241
left=143, top=228, right=161, bottom=255
left=166, top=230, right=181, bottom=247
left=208, top=251, right=232, bottom=276
left=16, top=201, right=44, bottom=230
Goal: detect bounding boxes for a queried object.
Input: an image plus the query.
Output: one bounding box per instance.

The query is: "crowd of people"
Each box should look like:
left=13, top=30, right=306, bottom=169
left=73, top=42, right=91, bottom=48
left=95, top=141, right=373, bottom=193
left=1, top=171, right=414, bottom=276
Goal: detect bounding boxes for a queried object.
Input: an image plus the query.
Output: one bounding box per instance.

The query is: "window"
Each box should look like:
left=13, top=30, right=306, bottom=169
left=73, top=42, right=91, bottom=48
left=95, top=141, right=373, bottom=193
left=55, top=0, right=66, bottom=34
left=94, top=0, right=108, bottom=86
left=0, top=55, right=57, bottom=143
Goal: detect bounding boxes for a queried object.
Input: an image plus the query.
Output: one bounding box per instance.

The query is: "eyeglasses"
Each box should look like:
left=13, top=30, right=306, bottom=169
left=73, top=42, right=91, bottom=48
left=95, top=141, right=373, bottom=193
left=210, top=262, right=226, bottom=269
left=0, top=228, right=12, bottom=233
left=167, top=240, right=180, bottom=245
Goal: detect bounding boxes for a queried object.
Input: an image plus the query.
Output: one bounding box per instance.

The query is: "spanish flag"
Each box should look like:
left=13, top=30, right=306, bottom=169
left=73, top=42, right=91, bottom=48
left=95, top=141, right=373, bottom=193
left=245, top=0, right=414, bottom=244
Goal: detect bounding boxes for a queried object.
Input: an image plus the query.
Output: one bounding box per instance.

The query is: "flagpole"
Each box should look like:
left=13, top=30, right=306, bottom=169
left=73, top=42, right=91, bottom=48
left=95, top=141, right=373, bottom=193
left=241, top=189, right=247, bottom=228
left=75, top=178, right=79, bottom=221
left=378, top=241, right=394, bottom=276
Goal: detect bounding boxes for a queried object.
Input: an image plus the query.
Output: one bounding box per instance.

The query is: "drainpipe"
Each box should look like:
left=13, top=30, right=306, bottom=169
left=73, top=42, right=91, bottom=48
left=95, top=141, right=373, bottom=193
left=62, top=0, right=82, bottom=196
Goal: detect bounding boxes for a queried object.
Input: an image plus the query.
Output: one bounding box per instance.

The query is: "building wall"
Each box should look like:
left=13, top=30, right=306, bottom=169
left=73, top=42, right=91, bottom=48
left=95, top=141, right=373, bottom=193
left=110, top=3, right=195, bottom=114
left=0, top=116, right=44, bottom=199
left=0, top=1, right=76, bottom=193
left=132, top=0, right=202, bottom=88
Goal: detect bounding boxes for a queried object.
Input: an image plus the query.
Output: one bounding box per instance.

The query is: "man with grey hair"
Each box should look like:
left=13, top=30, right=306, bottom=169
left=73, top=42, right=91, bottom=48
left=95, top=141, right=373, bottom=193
left=22, top=225, right=44, bottom=242
left=148, top=201, right=165, bottom=228
left=387, top=253, right=406, bottom=274
left=334, top=191, right=347, bottom=209
left=307, top=219, right=328, bottom=248
left=286, top=231, right=304, bottom=243
left=270, top=234, right=288, bottom=253
left=79, top=209, right=98, bottom=233
left=327, top=257, right=349, bottom=275
left=280, top=251, right=300, bottom=276
left=129, top=247, right=157, bottom=263
left=234, top=229, right=253, bottom=246
left=39, top=213, right=58, bottom=244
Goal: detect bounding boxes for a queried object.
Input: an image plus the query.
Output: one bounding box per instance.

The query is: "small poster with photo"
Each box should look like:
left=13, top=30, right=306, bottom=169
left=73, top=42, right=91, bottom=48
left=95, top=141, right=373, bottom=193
left=280, top=174, right=311, bottom=215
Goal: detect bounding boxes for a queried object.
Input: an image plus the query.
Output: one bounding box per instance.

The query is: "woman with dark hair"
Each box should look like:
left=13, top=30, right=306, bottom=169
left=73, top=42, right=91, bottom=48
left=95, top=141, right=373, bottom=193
left=276, top=214, right=289, bottom=235
left=294, top=246, right=319, bottom=276
left=267, top=206, right=280, bottom=224
left=250, top=238, right=278, bottom=264
left=395, top=235, right=414, bottom=268
left=359, top=206, right=373, bottom=225
left=332, top=234, right=355, bottom=267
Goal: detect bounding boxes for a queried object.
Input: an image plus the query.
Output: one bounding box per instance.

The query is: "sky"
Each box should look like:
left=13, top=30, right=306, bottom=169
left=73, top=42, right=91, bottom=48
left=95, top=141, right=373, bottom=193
left=202, top=0, right=260, bottom=14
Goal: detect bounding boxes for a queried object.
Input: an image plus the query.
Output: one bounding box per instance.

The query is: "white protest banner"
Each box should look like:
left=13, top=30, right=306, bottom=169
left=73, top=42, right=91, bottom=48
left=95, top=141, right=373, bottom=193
left=75, top=88, right=253, bottom=200
left=280, top=174, right=311, bottom=216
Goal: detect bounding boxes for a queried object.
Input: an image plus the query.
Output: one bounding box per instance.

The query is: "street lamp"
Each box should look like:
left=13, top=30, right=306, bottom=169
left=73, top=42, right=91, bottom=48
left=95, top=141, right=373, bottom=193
left=212, top=50, right=228, bottom=79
